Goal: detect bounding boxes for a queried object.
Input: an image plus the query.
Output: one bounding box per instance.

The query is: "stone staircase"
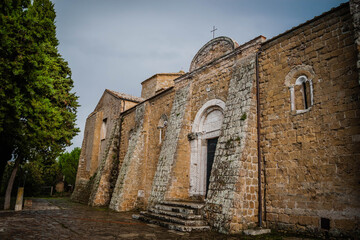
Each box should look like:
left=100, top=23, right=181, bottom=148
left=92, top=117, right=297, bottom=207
left=133, top=201, right=210, bottom=232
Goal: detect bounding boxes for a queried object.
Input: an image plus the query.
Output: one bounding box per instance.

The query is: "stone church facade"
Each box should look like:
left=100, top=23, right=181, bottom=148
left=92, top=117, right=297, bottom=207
left=72, top=2, right=360, bottom=237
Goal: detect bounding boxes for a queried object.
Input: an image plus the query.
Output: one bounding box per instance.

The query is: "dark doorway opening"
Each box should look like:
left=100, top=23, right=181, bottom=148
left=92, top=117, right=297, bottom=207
left=206, top=137, right=218, bottom=197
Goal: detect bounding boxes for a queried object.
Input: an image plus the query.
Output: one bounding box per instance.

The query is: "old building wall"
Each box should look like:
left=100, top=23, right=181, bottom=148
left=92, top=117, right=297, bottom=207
left=259, top=3, right=360, bottom=236
left=149, top=37, right=240, bottom=203
left=71, top=112, right=102, bottom=203
left=72, top=91, right=140, bottom=204
left=88, top=117, right=121, bottom=206
left=155, top=74, right=177, bottom=93
left=163, top=79, right=193, bottom=200
left=350, top=0, right=360, bottom=84
left=71, top=112, right=98, bottom=203
left=204, top=41, right=263, bottom=233
left=149, top=83, right=191, bottom=204
left=108, top=89, right=176, bottom=211
left=142, top=90, right=175, bottom=205
left=124, top=100, right=139, bottom=110
left=141, top=73, right=182, bottom=99
left=141, top=78, right=157, bottom=100
left=190, top=36, right=239, bottom=72
left=165, top=47, right=236, bottom=200
left=72, top=2, right=360, bottom=237
left=109, top=103, right=146, bottom=211
left=118, top=110, right=136, bottom=182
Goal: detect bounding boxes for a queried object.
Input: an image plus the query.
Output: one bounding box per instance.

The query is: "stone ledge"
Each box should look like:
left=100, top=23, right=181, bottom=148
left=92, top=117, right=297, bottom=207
left=243, top=228, right=271, bottom=235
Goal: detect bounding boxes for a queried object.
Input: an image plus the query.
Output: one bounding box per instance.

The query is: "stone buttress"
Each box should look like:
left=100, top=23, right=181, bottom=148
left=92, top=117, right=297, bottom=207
left=109, top=104, right=146, bottom=211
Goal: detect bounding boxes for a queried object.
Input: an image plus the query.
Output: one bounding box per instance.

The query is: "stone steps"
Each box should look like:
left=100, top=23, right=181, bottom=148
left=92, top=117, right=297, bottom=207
left=148, top=207, right=202, bottom=220
left=134, top=201, right=210, bottom=232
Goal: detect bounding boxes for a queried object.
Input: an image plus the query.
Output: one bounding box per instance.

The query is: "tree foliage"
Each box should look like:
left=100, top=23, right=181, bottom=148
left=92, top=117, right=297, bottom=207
left=0, top=0, right=79, bottom=208
left=0, top=0, right=79, bottom=180
left=1, top=157, right=62, bottom=197
left=58, top=147, right=80, bottom=186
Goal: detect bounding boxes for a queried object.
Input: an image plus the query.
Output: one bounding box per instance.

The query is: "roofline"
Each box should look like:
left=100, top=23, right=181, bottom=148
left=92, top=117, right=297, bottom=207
left=141, top=73, right=185, bottom=85
left=120, top=87, right=174, bottom=116
left=174, top=35, right=265, bottom=84
left=105, top=89, right=142, bottom=103
left=261, top=2, right=348, bottom=48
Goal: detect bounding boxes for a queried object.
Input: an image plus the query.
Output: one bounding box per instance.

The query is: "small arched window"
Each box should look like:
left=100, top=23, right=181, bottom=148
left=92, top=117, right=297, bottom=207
left=157, top=114, right=168, bottom=144
left=290, top=76, right=313, bottom=114
left=100, top=118, right=107, bottom=140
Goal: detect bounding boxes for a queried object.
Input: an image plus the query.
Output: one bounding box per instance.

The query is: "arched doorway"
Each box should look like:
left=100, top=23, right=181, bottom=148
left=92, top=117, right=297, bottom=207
left=189, top=99, right=225, bottom=198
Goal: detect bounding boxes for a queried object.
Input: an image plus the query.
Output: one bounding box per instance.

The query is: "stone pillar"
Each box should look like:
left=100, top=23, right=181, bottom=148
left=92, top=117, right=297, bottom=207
left=14, top=187, right=24, bottom=211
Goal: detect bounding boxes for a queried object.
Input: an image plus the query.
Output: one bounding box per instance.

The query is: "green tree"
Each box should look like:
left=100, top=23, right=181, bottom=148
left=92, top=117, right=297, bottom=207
left=0, top=156, right=62, bottom=197
left=0, top=0, right=79, bottom=209
left=58, top=147, right=80, bottom=187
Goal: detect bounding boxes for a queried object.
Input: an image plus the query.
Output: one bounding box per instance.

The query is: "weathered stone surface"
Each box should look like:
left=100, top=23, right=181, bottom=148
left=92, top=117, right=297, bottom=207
left=149, top=84, right=190, bottom=203
left=243, top=229, right=271, bottom=235
left=141, top=73, right=183, bottom=99
left=205, top=53, right=259, bottom=234
left=189, top=36, right=239, bottom=72
left=73, top=3, right=360, bottom=238
left=350, top=0, right=360, bottom=84
left=135, top=201, right=210, bottom=232
left=88, top=117, right=121, bottom=206
left=259, top=3, right=360, bottom=237
left=109, top=103, right=145, bottom=211
left=72, top=90, right=140, bottom=203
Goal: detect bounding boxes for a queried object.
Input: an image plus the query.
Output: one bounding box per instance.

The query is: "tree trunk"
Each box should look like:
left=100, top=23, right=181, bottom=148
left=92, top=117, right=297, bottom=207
left=4, top=156, right=21, bottom=210
left=0, top=137, right=14, bottom=182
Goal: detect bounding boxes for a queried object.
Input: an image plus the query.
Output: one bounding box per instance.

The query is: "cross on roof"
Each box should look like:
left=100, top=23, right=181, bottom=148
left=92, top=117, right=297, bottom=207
left=211, top=26, right=218, bottom=39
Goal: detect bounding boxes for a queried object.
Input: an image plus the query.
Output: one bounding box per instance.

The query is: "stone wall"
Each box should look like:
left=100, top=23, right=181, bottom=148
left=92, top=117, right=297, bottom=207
left=71, top=112, right=101, bottom=203
left=141, top=89, right=175, bottom=206
left=149, top=84, right=190, bottom=204
left=72, top=91, right=130, bottom=203
left=141, top=73, right=182, bottom=99
left=350, top=0, right=360, bottom=84
left=259, top=3, right=360, bottom=236
left=165, top=51, right=234, bottom=200
left=190, top=36, right=239, bottom=72
left=109, top=104, right=145, bottom=211
left=88, top=117, right=121, bottom=206
left=72, top=3, right=359, bottom=237
left=107, top=89, right=176, bottom=211
left=205, top=53, right=259, bottom=233
left=164, top=36, right=264, bottom=202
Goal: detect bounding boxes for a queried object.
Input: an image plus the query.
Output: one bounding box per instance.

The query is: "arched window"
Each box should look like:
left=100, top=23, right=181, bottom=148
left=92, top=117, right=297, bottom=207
left=290, top=75, right=313, bottom=114
left=100, top=118, right=107, bottom=140
left=157, top=114, right=168, bottom=144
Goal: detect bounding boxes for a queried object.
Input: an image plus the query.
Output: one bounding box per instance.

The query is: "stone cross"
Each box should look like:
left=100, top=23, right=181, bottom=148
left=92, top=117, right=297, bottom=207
left=211, top=26, right=218, bottom=39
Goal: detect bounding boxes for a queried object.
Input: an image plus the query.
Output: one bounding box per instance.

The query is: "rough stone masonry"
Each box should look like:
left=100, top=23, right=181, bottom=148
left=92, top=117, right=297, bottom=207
left=72, top=1, right=360, bottom=238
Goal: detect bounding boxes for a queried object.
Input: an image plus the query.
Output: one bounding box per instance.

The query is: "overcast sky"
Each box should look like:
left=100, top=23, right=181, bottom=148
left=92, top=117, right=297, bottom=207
left=51, top=0, right=347, bottom=151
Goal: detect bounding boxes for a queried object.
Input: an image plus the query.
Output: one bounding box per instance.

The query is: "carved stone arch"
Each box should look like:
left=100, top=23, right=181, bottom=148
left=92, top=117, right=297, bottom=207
left=284, top=64, right=315, bottom=87
left=189, top=36, right=239, bottom=72
left=189, top=99, right=225, bottom=197
left=285, top=65, right=315, bottom=114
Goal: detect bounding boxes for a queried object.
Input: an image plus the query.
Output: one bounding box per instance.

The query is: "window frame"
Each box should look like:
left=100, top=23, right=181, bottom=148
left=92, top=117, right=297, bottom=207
left=289, top=75, right=313, bottom=114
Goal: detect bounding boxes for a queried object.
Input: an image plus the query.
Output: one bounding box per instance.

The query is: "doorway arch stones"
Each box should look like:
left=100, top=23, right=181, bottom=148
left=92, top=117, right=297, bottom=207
left=189, top=99, right=225, bottom=197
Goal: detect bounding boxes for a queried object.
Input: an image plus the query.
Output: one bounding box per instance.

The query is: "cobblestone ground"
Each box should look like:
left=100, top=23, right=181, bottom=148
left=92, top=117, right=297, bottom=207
left=0, top=198, right=315, bottom=240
